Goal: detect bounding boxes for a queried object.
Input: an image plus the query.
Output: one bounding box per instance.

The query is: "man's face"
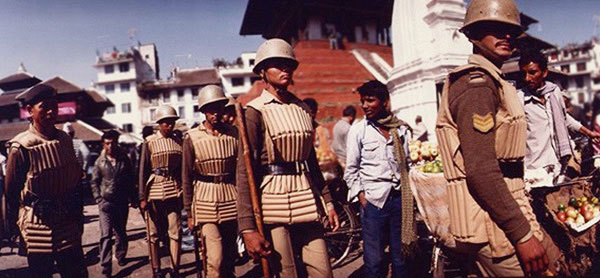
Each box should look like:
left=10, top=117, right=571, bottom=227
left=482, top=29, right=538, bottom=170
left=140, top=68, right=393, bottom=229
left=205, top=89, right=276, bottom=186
left=103, top=138, right=117, bottom=156
left=521, top=62, right=548, bottom=91
left=262, top=59, right=295, bottom=88
left=360, top=94, right=386, bottom=120
left=27, top=99, right=58, bottom=127
left=202, top=102, right=225, bottom=127
left=477, top=27, right=517, bottom=61
left=158, top=119, right=176, bottom=136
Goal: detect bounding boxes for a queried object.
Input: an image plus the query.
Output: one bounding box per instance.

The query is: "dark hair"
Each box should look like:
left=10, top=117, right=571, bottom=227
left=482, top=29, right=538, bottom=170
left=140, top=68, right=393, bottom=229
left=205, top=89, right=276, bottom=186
left=342, top=105, right=356, bottom=117
left=141, top=126, right=154, bottom=139
left=303, top=98, right=318, bottom=115
left=102, top=130, right=120, bottom=141
left=519, top=50, right=548, bottom=72
left=356, top=80, right=389, bottom=102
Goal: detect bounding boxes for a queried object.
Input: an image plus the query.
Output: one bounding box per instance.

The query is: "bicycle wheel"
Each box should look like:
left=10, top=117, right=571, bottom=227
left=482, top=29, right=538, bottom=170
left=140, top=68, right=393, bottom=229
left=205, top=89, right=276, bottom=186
left=325, top=203, right=358, bottom=268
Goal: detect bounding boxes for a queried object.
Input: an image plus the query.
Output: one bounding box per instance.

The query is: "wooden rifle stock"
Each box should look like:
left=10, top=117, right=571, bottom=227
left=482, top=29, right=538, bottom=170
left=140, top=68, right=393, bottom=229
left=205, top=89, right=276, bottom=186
left=234, top=103, right=270, bottom=278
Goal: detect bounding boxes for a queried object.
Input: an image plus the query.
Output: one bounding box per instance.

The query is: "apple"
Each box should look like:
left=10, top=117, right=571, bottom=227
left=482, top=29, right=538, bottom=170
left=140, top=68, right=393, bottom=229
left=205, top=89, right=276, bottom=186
left=580, top=204, right=593, bottom=215
left=557, top=211, right=567, bottom=222
left=566, top=207, right=578, bottom=219
left=584, top=210, right=595, bottom=222
left=565, top=217, right=575, bottom=225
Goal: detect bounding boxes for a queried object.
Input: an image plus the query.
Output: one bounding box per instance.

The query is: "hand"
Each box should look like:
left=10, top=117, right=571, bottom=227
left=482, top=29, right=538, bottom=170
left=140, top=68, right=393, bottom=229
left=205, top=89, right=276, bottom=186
left=242, top=231, right=271, bottom=260
left=139, top=200, right=147, bottom=211
left=187, top=216, right=195, bottom=231
left=358, top=191, right=367, bottom=209
left=327, top=203, right=340, bottom=232
left=130, top=201, right=139, bottom=209
left=515, top=236, right=548, bottom=276
left=589, top=131, right=600, bottom=143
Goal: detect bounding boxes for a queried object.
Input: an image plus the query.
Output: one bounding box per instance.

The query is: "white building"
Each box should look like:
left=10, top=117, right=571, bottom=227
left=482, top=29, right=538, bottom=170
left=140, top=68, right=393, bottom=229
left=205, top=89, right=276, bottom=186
left=139, top=67, right=221, bottom=128
left=546, top=39, right=600, bottom=106
left=217, top=52, right=259, bottom=97
left=388, top=0, right=471, bottom=141
left=93, top=43, right=159, bottom=134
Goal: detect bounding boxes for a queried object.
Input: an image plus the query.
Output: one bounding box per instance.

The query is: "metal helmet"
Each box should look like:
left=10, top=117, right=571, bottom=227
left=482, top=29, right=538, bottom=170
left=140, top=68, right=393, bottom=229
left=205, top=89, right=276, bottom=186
left=252, top=38, right=298, bottom=74
left=461, top=0, right=521, bottom=35
left=155, top=105, right=179, bottom=123
left=198, top=85, right=228, bottom=111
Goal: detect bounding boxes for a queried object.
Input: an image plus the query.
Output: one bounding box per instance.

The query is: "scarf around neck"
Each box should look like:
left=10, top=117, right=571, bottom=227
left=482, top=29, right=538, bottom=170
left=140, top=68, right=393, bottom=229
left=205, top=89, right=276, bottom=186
left=376, top=113, right=417, bottom=257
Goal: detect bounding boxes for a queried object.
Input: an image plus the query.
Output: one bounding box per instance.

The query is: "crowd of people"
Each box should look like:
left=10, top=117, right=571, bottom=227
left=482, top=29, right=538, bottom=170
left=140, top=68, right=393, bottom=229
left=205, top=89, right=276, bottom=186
left=4, top=0, right=600, bottom=277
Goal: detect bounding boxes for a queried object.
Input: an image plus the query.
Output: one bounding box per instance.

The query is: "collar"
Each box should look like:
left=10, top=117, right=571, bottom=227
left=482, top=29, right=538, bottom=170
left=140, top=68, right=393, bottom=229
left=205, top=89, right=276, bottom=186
left=28, top=124, right=59, bottom=141
left=468, top=54, right=503, bottom=77
left=256, top=89, right=303, bottom=106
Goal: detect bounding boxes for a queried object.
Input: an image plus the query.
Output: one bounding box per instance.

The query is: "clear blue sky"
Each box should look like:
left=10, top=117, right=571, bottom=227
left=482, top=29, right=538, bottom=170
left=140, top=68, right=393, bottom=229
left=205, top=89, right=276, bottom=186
left=0, top=0, right=598, bottom=88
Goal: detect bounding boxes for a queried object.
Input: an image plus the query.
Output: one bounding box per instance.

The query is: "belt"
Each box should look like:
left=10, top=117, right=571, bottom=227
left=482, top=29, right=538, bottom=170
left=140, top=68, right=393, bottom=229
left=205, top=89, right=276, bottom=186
left=196, top=174, right=234, bottom=184
left=153, top=168, right=170, bottom=177
left=498, top=161, right=524, bottom=179
left=263, top=161, right=310, bottom=175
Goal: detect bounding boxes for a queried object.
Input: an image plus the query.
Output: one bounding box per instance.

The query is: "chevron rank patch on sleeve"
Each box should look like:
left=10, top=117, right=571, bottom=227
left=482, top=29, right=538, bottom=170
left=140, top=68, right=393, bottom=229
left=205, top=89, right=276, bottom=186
left=472, top=112, right=494, bottom=133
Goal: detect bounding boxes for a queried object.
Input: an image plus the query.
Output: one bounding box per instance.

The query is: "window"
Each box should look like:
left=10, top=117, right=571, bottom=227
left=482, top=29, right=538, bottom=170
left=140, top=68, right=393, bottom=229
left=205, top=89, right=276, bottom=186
left=121, top=103, right=131, bottom=113
left=577, top=63, right=587, bottom=72
left=178, top=106, right=185, bottom=119
left=575, top=76, right=584, bottom=88
left=192, top=88, right=199, bottom=100
left=560, top=79, right=568, bottom=90
left=249, top=59, right=255, bottom=66
left=104, top=65, right=114, bottom=74
left=250, top=76, right=260, bottom=84
left=106, top=106, right=115, bottom=114
left=119, top=62, right=129, bottom=72
left=177, top=90, right=185, bottom=101
left=120, top=82, right=130, bottom=92
left=150, top=94, right=159, bottom=105
left=578, top=92, right=585, bottom=104
left=150, top=108, right=157, bottom=121
left=105, top=84, right=115, bottom=94
left=162, top=91, right=170, bottom=103
left=561, top=65, right=570, bottom=73
left=550, top=54, right=558, bottom=61
left=594, top=78, right=600, bottom=85
left=122, top=123, right=133, bottom=133
left=232, top=77, right=244, bottom=87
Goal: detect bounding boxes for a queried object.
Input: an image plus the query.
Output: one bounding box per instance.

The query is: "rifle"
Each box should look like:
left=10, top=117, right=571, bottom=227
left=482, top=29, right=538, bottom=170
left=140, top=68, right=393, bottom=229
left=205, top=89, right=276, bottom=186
left=234, top=103, right=270, bottom=278
left=192, top=225, right=207, bottom=278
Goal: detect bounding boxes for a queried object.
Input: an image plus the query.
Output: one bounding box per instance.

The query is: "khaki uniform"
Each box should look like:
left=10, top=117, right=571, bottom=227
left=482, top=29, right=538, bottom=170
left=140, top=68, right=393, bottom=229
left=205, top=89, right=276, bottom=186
left=5, top=126, right=86, bottom=277
left=436, top=54, right=561, bottom=276
left=182, top=124, right=238, bottom=278
left=139, top=132, right=183, bottom=271
left=237, top=90, right=333, bottom=278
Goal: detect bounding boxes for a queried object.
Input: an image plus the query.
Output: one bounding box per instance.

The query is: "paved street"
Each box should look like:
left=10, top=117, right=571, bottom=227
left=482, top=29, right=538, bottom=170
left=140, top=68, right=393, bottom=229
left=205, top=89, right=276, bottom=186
left=0, top=204, right=364, bottom=278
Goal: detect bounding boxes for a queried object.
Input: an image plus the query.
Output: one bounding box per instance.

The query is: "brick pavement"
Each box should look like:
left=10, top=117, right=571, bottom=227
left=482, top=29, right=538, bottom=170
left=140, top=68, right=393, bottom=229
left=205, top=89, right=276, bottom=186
left=0, top=205, right=364, bottom=278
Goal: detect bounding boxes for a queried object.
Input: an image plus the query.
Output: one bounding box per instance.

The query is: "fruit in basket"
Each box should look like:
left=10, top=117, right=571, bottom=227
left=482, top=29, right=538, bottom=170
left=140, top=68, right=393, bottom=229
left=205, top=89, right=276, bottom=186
left=592, top=197, right=599, bottom=205
left=580, top=204, right=592, bottom=215
left=557, top=203, right=566, bottom=212
left=594, top=207, right=600, bottom=218
left=569, top=197, right=577, bottom=207
left=557, top=211, right=567, bottom=222
left=584, top=210, right=595, bottom=222
left=576, top=214, right=586, bottom=225
left=566, top=207, right=578, bottom=219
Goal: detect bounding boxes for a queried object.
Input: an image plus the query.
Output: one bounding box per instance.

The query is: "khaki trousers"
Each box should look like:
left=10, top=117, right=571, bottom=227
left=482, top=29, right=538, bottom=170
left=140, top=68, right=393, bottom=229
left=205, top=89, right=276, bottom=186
left=456, top=230, right=562, bottom=277
left=200, top=221, right=237, bottom=278
left=148, top=198, right=182, bottom=270
left=266, top=222, right=332, bottom=278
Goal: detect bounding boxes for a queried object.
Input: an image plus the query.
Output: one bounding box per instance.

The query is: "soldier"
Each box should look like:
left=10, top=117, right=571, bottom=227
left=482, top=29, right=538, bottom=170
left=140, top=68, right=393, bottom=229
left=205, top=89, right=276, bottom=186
left=222, top=97, right=237, bottom=125
left=139, top=105, right=183, bottom=278
left=4, top=83, right=87, bottom=278
left=237, top=38, right=339, bottom=278
left=435, top=0, right=562, bottom=276
left=182, top=85, right=239, bottom=278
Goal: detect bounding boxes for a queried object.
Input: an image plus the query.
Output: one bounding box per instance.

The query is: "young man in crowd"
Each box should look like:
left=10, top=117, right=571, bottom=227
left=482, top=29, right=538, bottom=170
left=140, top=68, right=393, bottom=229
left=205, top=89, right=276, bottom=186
left=91, top=130, right=138, bottom=278
left=344, top=80, right=414, bottom=277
